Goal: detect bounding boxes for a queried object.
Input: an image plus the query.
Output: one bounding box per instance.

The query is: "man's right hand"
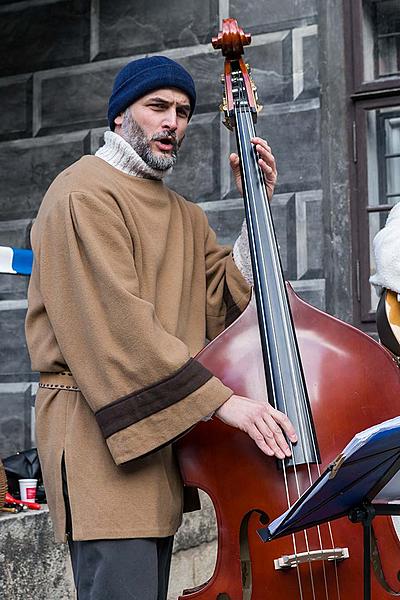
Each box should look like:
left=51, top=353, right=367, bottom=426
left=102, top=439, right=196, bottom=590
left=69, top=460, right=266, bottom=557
left=215, top=394, right=297, bottom=459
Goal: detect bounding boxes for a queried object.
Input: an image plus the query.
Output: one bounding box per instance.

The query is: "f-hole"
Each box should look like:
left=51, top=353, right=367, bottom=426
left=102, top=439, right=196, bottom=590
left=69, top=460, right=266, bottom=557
left=239, top=509, right=269, bottom=600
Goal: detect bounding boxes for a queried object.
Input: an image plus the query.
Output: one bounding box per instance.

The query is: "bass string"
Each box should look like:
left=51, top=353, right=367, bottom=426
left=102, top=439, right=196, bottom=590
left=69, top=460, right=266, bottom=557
left=235, top=87, right=341, bottom=599
left=234, top=100, right=314, bottom=600
left=238, top=105, right=320, bottom=600
left=240, top=102, right=341, bottom=600
left=234, top=101, right=307, bottom=599
left=241, top=100, right=342, bottom=600
left=237, top=104, right=329, bottom=600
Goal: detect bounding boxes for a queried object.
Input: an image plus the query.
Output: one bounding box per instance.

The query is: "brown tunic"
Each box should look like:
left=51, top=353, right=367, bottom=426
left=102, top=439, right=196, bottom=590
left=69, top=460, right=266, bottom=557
left=25, top=155, right=251, bottom=542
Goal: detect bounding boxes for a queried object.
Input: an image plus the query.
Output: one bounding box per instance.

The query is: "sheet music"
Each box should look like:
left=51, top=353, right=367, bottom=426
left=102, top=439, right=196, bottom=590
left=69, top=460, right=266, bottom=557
left=342, top=415, right=400, bottom=456
left=336, top=415, right=400, bottom=501
left=266, top=415, right=400, bottom=539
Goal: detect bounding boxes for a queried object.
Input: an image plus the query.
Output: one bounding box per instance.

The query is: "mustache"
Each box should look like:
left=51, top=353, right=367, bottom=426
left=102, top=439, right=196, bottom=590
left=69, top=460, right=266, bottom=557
left=151, top=131, right=179, bottom=151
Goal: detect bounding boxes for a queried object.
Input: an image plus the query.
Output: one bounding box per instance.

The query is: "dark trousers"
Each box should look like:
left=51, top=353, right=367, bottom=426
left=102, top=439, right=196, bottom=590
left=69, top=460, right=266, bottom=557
left=62, top=457, right=173, bottom=600
left=68, top=536, right=174, bottom=600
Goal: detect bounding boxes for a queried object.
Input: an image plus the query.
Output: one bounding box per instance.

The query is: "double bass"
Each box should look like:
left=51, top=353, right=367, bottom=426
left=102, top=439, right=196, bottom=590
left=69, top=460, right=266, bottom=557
left=177, top=18, right=400, bottom=599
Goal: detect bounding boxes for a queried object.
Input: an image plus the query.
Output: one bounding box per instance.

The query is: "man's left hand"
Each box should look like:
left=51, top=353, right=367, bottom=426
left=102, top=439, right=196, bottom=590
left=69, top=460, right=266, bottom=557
left=230, top=137, right=277, bottom=200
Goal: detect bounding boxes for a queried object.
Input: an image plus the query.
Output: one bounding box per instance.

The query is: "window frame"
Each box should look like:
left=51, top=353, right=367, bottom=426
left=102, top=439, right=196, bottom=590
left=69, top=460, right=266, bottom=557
left=349, top=0, right=400, bottom=95
left=344, top=0, right=400, bottom=331
left=354, top=96, right=400, bottom=323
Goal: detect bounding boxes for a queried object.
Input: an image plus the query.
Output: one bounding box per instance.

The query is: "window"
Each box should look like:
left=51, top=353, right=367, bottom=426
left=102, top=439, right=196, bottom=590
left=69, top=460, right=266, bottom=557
left=365, top=104, right=400, bottom=313
left=363, top=0, right=400, bottom=81
left=345, top=0, right=400, bottom=328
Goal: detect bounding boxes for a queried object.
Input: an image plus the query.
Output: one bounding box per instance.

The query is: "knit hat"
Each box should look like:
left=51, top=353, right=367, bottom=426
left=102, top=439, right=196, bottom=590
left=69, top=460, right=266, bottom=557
left=108, top=56, right=196, bottom=130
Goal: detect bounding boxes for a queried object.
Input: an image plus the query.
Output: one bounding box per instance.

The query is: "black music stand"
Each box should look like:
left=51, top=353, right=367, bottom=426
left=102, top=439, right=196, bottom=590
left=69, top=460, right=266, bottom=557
left=258, top=416, right=400, bottom=600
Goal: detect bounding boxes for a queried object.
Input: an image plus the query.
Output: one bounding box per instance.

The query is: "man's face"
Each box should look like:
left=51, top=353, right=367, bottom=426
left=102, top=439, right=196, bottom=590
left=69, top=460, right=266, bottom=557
left=114, top=87, right=191, bottom=171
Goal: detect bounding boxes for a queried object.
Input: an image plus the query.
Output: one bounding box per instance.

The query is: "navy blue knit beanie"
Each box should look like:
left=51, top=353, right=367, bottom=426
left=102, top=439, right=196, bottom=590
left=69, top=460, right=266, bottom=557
left=108, top=56, right=196, bottom=130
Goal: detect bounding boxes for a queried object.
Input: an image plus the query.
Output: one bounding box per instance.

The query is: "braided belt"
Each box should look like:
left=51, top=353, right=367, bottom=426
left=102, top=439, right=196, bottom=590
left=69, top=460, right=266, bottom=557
left=39, top=371, right=80, bottom=392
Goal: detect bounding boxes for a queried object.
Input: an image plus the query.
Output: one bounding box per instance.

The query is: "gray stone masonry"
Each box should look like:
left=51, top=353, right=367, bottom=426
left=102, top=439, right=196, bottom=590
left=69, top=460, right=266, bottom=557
left=0, top=491, right=218, bottom=600
left=0, top=508, right=74, bottom=600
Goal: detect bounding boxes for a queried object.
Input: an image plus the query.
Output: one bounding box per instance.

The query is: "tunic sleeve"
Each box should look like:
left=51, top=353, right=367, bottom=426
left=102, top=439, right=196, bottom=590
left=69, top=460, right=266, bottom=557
left=203, top=215, right=252, bottom=340
left=36, top=192, right=233, bottom=465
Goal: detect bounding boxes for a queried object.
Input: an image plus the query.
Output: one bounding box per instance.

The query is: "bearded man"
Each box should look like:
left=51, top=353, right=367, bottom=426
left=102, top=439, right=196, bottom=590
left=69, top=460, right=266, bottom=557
left=25, top=56, right=296, bottom=600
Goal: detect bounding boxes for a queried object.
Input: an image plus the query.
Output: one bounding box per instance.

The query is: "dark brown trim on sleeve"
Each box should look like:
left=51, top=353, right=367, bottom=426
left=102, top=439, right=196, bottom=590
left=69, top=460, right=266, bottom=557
left=95, top=358, right=213, bottom=438
left=223, top=281, right=242, bottom=328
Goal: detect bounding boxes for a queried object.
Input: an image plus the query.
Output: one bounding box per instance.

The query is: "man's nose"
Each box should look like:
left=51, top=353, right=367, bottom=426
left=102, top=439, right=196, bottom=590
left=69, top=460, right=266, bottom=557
left=162, top=109, right=178, bottom=131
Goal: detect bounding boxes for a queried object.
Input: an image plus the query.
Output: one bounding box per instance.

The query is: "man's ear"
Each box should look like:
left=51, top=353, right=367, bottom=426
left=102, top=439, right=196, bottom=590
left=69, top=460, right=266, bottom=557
left=114, top=113, right=124, bottom=127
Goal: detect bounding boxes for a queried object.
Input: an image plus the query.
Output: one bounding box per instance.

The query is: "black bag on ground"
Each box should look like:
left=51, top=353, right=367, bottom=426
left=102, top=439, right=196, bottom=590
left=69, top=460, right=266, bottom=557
left=2, top=448, right=46, bottom=502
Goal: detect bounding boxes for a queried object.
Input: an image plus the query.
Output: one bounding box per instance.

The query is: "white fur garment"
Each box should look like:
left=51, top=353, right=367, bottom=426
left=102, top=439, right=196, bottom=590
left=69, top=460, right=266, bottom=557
left=370, top=202, right=400, bottom=298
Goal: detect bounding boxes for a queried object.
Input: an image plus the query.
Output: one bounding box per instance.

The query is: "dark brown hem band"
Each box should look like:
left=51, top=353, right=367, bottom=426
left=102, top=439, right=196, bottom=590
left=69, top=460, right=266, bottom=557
left=95, top=358, right=213, bottom=438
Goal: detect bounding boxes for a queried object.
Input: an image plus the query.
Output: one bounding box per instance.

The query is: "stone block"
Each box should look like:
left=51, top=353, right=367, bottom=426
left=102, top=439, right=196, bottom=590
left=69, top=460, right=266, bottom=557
left=290, top=278, right=326, bottom=310
left=245, top=32, right=293, bottom=105
left=90, top=127, right=108, bottom=154
left=34, top=63, right=118, bottom=135
left=0, top=74, right=32, bottom=140
left=95, top=0, right=218, bottom=59
left=292, top=25, right=320, bottom=100
left=319, top=1, right=352, bottom=322
left=295, top=190, right=323, bottom=279
left=199, top=187, right=323, bottom=289
left=0, top=508, right=74, bottom=599
left=0, top=307, right=31, bottom=380
left=230, top=0, right=317, bottom=33
left=199, top=198, right=245, bottom=246
left=178, top=52, right=225, bottom=116
left=0, top=131, right=90, bottom=220
left=165, top=114, right=220, bottom=203
left=174, top=491, right=217, bottom=552
left=200, top=191, right=320, bottom=283
left=0, top=0, right=90, bottom=77
left=230, top=99, right=321, bottom=195
left=270, top=193, right=297, bottom=278
left=0, top=274, right=29, bottom=302
left=0, top=383, right=32, bottom=457
left=0, top=219, right=32, bottom=249
left=168, top=541, right=217, bottom=600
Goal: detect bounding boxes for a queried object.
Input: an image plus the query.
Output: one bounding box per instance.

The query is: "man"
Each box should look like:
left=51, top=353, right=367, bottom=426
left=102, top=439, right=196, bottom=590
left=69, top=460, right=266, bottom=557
left=25, top=56, right=297, bottom=600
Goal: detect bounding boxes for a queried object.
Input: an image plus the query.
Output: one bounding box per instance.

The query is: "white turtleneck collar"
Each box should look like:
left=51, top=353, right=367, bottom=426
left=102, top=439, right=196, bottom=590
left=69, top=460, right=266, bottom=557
left=95, top=131, right=172, bottom=180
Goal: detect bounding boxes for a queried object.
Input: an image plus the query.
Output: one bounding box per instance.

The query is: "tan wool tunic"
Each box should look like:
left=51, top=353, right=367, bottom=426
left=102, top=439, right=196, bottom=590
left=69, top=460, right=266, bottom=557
left=25, top=155, right=251, bottom=542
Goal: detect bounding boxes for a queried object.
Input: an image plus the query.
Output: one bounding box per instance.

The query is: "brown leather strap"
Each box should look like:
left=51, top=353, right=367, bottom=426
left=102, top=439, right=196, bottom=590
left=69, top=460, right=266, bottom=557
left=39, top=371, right=80, bottom=392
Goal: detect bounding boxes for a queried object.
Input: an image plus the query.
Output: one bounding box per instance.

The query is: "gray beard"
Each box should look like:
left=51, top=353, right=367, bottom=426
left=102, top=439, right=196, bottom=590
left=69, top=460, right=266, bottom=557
left=120, top=110, right=179, bottom=172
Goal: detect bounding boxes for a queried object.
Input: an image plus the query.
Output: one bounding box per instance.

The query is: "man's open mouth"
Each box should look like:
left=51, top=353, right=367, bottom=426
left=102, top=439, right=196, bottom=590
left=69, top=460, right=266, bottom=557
left=155, top=140, right=174, bottom=151
left=153, top=134, right=178, bottom=153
